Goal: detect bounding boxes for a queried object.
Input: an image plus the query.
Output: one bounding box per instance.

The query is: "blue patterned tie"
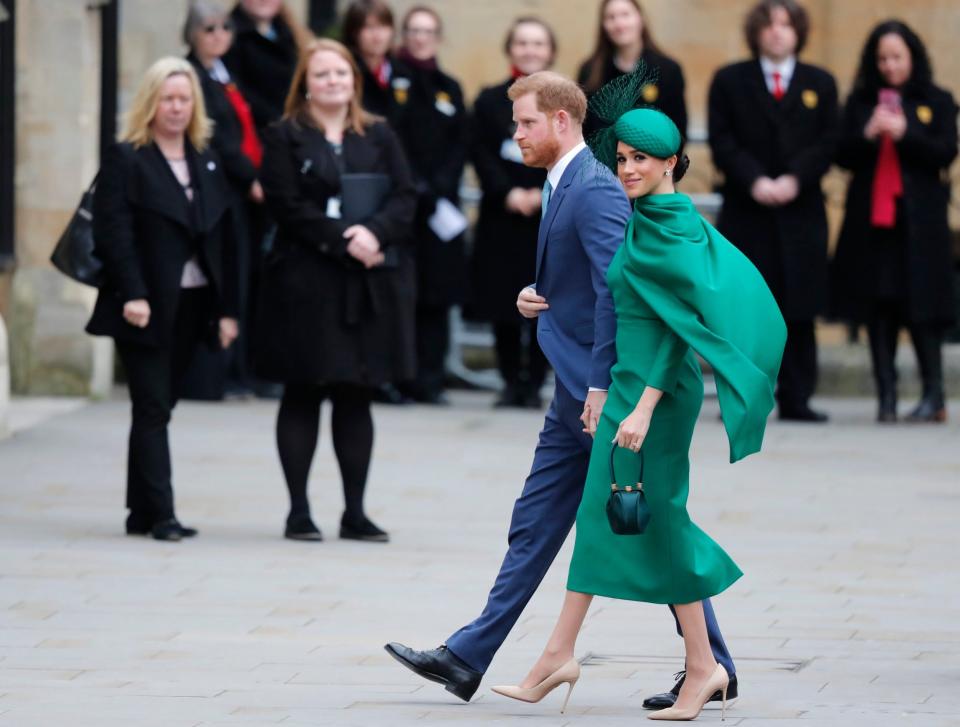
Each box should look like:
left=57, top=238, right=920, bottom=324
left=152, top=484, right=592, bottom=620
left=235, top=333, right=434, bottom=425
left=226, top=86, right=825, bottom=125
left=541, top=179, right=553, bottom=218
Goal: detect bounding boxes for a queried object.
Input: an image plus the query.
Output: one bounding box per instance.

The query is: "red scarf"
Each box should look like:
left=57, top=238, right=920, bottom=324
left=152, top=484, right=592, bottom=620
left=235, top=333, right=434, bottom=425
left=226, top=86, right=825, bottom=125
left=222, top=82, right=263, bottom=169
left=371, top=60, right=391, bottom=89
left=871, top=133, right=903, bottom=228
left=510, top=65, right=525, bottom=80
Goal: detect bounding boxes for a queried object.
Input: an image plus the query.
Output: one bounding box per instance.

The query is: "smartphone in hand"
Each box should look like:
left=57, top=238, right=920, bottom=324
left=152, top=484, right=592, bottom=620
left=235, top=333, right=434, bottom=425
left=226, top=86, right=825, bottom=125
left=878, top=88, right=902, bottom=111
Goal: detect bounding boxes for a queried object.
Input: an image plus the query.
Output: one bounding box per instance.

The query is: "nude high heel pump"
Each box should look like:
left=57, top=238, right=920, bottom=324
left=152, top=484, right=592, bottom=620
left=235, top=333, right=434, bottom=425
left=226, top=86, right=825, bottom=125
left=491, top=658, right=581, bottom=713
left=648, top=663, right=729, bottom=721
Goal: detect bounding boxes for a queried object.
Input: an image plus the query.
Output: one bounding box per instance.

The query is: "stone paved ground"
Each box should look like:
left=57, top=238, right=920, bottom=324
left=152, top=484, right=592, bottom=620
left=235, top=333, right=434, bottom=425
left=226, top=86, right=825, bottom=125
left=0, top=391, right=958, bottom=726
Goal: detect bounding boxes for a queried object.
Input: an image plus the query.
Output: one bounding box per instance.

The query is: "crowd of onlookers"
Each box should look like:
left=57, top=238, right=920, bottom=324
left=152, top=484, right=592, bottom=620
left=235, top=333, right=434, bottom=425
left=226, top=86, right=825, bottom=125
left=82, top=0, right=957, bottom=541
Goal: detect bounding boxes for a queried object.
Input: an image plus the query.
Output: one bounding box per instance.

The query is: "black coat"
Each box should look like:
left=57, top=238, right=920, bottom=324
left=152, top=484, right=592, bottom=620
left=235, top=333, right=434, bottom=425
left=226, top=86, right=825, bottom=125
left=223, top=6, right=298, bottom=130
left=86, top=142, right=238, bottom=347
left=187, top=53, right=258, bottom=194
left=355, top=52, right=414, bottom=127
left=390, top=61, right=468, bottom=307
left=578, top=49, right=688, bottom=139
left=708, top=59, right=839, bottom=321
left=470, top=79, right=546, bottom=322
left=255, top=118, right=417, bottom=385
left=832, top=85, right=958, bottom=325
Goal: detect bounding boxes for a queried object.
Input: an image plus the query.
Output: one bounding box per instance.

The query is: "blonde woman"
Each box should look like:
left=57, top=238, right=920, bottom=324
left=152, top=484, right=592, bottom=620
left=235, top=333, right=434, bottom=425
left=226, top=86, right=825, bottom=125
left=256, top=38, right=416, bottom=542
left=86, top=57, right=239, bottom=541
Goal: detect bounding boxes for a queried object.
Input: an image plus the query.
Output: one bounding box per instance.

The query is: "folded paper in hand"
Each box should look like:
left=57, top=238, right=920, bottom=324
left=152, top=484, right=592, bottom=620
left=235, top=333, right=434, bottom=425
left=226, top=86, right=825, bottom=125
left=429, top=198, right=469, bottom=243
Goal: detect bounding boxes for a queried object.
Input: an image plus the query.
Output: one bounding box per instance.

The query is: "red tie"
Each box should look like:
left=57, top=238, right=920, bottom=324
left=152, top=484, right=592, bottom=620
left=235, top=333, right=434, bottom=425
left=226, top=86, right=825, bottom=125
left=772, top=71, right=785, bottom=101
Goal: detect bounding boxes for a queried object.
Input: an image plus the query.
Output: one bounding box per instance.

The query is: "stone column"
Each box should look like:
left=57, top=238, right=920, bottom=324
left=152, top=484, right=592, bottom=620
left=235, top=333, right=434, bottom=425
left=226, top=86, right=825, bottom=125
left=8, top=1, right=112, bottom=396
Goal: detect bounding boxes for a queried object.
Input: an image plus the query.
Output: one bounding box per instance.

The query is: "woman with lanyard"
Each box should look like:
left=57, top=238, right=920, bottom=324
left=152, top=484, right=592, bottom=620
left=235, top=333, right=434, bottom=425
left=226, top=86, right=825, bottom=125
left=471, top=17, right=557, bottom=409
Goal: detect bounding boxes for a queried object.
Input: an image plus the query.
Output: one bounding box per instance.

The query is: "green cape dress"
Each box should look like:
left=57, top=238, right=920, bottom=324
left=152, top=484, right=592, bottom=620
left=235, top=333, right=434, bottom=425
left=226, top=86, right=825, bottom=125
left=567, top=192, right=786, bottom=605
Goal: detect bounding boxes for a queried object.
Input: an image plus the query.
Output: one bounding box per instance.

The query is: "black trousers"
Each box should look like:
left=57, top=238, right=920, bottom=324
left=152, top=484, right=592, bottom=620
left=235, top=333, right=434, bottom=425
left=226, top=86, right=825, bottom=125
left=413, top=303, right=450, bottom=396
left=493, top=319, right=548, bottom=391
left=867, top=301, right=946, bottom=406
left=116, top=288, right=213, bottom=525
left=777, top=319, right=818, bottom=412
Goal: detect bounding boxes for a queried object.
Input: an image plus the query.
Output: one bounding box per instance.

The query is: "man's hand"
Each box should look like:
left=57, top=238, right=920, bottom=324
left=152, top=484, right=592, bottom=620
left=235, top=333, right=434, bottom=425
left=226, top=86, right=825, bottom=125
left=249, top=180, right=264, bottom=204
left=770, top=174, right=799, bottom=205
left=123, top=299, right=151, bottom=328
left=580, top=389, right=607, bottom=437
left=517, top=286, right=549, bottom=318
left=750, top=176, right=779, bottom=206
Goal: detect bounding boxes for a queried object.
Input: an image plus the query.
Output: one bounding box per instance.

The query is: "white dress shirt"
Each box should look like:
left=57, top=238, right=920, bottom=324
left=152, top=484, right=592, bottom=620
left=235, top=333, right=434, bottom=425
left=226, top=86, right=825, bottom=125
left=759, top=55, right=796, bottom=95
left=546, top=140, right=587, bottom=193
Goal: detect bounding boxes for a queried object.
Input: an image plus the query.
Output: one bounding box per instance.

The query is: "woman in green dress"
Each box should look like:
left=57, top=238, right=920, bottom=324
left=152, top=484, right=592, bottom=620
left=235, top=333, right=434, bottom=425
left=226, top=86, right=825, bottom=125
left=491, top=87, right=786, bottom=720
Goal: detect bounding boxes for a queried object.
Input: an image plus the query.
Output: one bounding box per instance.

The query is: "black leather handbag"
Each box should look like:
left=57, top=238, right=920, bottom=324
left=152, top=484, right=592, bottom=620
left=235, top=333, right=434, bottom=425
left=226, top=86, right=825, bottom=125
left=606, top=443, right=651, bottom=535
left=50, top=176, right=104, bottom=287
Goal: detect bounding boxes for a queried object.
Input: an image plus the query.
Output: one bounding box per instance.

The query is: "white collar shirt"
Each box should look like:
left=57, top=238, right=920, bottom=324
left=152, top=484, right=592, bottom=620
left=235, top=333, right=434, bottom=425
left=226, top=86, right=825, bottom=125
left=546, top=140, right=587, bottom=192
left=759, top=55, right=797, bottom=95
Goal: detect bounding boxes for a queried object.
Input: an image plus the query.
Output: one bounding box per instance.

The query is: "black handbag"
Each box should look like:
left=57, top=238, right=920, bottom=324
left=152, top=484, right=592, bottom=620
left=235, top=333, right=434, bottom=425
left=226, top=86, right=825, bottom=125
left=606, top=443, right=651, bottom=535
left=50, top=176, right=104, bottom=287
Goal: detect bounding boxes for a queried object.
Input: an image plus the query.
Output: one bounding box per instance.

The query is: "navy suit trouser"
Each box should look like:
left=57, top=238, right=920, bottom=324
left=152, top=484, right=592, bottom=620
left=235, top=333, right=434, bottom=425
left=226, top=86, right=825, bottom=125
left=445, top=381, right=736, bottom=677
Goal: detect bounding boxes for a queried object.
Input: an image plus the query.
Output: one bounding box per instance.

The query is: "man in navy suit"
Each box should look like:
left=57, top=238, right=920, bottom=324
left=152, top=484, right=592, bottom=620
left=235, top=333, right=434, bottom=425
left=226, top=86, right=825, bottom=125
left=386, top=72, right=737, bottom=710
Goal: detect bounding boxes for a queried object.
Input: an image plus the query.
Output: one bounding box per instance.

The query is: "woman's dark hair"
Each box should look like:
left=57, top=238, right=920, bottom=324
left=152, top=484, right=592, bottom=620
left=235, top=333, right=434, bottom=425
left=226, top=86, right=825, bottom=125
left=342, top=0, right=395, bottom=52
left=503, top=16, right=558, bottom=59
left=582, top=0, right=663, bottom=94
left=850, top=19, right=933, bottom=100
left=401, top=5, right=442, bottom=36
left=743, top=0, right=809, bottom=58
left=673, top=153, right=690, bottom=184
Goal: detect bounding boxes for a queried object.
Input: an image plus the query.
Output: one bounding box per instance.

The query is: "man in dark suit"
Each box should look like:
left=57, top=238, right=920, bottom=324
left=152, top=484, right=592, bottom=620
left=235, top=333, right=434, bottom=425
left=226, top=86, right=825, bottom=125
left=385, top=71, right=738, bottom=710
left=708, top=0, right=839, bottom=422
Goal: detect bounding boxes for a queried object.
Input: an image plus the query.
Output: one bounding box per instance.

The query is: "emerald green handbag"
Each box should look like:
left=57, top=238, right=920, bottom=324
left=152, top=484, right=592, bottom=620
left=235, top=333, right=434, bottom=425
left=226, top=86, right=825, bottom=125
left=606, top=443, right=651, bottom=535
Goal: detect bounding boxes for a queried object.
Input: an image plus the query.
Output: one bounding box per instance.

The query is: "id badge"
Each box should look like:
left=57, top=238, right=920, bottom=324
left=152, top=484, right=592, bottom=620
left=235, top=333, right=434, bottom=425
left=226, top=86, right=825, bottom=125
left=326, top=196, right=342, bottom=219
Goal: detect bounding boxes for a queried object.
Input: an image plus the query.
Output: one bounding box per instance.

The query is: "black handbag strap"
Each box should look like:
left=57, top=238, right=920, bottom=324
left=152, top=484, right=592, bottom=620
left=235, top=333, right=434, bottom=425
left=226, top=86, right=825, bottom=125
left=609, top=442, right=644, bottom=491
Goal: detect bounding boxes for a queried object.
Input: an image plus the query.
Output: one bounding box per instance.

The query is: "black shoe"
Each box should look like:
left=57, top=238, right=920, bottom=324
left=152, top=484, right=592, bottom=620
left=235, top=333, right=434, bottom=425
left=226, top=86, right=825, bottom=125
left=642, top=670, right=739, bottom=710
left=340, top=514, right=389, bottom=542
left=151, top=518, right=187, bottom=541
left=131, top=517, right=196, bottom=539
left=284, top=516, right=323, bottom=541
left=384, top=643, right=482, bottom=702
left=493, top=385, right=523, bottom=409
left=905, top=397, right=947, bottom=423
left=778, top=405, right=829, bottom=422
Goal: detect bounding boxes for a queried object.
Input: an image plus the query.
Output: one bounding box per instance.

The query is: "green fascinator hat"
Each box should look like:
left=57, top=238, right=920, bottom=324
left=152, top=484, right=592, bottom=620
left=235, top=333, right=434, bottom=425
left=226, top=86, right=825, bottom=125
left=586, top=63, right=683, bottom=175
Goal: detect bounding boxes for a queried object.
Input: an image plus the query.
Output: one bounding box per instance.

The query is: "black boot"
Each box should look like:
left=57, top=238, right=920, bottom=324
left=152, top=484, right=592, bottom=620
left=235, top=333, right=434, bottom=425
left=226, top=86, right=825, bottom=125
left=906, top=325, right=947, bottom=423
left=867, top=315, right=899, bottom=423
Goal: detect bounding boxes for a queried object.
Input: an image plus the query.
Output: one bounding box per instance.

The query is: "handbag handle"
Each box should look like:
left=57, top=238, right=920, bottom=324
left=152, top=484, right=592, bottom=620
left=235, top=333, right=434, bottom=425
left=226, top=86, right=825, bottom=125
left=609, top=442, right=644, bottom=492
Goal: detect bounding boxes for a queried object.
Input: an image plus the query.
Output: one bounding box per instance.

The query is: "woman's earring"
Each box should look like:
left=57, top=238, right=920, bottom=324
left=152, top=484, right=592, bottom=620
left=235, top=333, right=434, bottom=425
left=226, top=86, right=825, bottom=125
left=665, top=168, right=673, bottom=177
left=305, top=92, right=312, bottom=100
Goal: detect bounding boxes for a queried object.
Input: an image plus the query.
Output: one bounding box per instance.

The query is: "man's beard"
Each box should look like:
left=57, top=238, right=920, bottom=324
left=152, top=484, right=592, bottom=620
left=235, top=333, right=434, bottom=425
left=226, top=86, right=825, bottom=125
left=525, top=132, right=562, bottom=169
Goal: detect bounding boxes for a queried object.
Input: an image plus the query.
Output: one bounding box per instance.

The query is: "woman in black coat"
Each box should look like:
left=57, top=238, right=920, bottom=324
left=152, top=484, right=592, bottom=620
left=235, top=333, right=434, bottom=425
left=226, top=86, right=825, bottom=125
left=86, top=58, right=239, bottom=541
left=389, top=6, right=469, bottom=405
left=577, top=0, right=687, bottom=139
left=471, top=17, right=555, bottom=408
left=833, top=20, right=958, bottom=423
left=257, top=39, right=416, bottom=542
left=224, top=0, right=306, bottom=130
left=184, top=1, right=265, bottom=399
left=708, top=0, right=839, bottom=422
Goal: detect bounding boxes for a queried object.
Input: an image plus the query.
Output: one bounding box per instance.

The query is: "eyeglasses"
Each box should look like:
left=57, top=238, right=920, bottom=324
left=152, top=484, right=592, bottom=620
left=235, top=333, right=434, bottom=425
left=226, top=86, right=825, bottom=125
left=202, top=22, right=234, bottom=34
left=404, top=27, right=438, bottom=37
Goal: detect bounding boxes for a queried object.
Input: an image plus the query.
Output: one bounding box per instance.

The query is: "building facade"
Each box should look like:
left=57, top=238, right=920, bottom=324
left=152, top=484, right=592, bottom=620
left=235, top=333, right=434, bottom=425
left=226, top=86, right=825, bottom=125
left=1, top=0, right=957, bottom=395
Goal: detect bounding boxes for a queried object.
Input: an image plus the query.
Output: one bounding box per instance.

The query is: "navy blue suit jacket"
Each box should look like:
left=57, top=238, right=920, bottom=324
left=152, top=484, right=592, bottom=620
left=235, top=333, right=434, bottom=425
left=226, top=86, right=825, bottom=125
left=535, top=147, right=630, bottom=398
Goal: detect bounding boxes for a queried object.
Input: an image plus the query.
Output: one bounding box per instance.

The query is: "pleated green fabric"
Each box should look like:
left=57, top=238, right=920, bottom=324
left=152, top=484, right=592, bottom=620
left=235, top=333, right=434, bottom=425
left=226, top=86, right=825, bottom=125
left=567, top=192, right=785, bottom=605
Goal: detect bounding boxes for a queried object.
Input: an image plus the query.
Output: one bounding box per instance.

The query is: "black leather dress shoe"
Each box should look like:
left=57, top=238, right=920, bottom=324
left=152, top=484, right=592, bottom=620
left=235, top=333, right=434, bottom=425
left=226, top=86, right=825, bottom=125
left=129, top=518, right=197, bottom=539
left=340, top=514, right=389, bottom=542
left=778, top=405, right=829, bottom=422
left=905, top=397, right=947, bottom=423
left=642, top=671, right=739, bottom=710
left=151, top=519, right=190, bottom=541
left=384, top=643, right=482, bottom=702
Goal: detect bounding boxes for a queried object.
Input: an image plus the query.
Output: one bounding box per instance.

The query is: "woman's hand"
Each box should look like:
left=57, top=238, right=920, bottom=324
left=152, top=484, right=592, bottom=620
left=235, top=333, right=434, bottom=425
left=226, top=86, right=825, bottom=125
left=614, top=405, right=652, bottom=453
left=344, top=225, right=384, bottom=268
left=219, top=317, right=239, bottom=349
left=248, top=180, right=264, bottom=204
left=123, top=299, right=151, bottom=328
left=884, top=108, right=907, bottom=140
